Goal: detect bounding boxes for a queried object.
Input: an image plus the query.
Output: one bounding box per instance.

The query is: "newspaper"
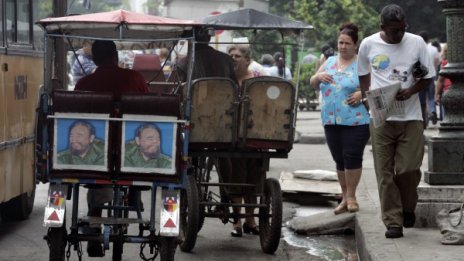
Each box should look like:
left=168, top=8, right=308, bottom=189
left=366, top=82, right=405, bottom=128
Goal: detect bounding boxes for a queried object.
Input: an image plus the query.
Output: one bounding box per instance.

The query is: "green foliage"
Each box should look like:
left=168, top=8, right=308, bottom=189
left=231, top=29, right=284, bottom=62
left=295, top=62, right=318, bottom=100
left=293, top=0, right=379, bottom=49
left=364, top=0, right=446, bottom=42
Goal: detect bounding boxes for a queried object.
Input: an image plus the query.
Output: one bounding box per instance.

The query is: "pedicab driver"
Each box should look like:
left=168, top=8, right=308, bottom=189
left=74, top=40, right=149, bottom=257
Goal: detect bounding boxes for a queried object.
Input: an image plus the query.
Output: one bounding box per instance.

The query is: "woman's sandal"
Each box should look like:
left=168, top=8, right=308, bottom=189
left=334, top=201, right=348, bottom=215
left=243, top=223, right=259, bottom=235
left=231, top=222, right=243, bottom=237
left=347, top=198, right=359, bottom=212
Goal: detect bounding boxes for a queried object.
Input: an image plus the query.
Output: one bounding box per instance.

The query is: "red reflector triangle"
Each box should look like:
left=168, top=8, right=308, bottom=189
left=47, top=210, right=60, bottom=221
left=164, top=218, right=176, bottom=228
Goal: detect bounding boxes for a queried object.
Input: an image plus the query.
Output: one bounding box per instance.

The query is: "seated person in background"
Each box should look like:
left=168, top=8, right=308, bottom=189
left=75, top=40, right=149, bottom=257
left=124, top=123, right=172, bottom=168
left=71, top=40, right=97, bottom=85
left=75, top=40, right=149, bottom=97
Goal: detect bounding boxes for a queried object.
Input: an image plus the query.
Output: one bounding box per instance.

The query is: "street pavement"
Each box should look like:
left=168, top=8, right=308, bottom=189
left=294, top=110, right=464, bottom=261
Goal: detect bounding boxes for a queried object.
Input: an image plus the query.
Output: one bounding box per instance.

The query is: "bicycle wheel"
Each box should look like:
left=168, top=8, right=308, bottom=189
left=259, top=178, right=282, bottom=254
left=178, top=174, right=199, bottom=252
left=47, top=225, right=67, bottom=261
left=159, top=236, right=177, bottom=261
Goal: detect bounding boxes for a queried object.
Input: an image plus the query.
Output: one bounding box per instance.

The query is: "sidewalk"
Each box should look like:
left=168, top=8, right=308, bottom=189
left=296, top=120, right=464, bottom=261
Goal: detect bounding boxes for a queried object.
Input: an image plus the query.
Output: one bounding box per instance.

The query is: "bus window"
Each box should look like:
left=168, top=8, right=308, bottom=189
left=0, top=3, right=3, bottom=46
left=6, top=0, right=32, bottom=45
left=33, top=0, right=53, bottom=51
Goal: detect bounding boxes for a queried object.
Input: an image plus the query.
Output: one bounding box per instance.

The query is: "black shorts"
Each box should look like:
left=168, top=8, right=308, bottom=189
left=324, top=124, right=370, bottom=171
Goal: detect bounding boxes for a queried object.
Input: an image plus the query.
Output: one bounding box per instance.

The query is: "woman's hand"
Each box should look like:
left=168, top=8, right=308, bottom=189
left=347, top=90, right=362, bottom=106
left=316, top=72, right=334, bottom=84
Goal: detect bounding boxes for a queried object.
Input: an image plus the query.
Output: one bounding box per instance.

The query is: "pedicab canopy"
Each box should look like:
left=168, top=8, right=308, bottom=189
left=36, top=9, right=198, bottom=40
left=201, top=8, right=313, bottom=33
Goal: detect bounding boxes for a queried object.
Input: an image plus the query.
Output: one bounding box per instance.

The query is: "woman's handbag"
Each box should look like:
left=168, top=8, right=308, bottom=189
left=436, top=203, right=464, bottom=245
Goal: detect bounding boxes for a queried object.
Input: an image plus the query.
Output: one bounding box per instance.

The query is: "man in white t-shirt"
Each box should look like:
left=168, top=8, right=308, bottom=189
left=357, top=4, right=435, bottom=239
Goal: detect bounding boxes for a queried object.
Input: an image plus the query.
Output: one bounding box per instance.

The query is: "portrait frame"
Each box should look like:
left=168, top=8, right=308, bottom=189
left=121, top=114, right=177, bottom=175
left=53, top=112, right=109, bottom=171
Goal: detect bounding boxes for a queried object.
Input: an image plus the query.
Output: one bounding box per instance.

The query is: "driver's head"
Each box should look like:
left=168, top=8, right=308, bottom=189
left=92, top=40, right=118, bottom=66
left=68, top=120, right=95, bottom=158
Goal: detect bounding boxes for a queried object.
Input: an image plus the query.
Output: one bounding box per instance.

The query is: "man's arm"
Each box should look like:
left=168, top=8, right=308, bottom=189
left=396, top=78, right=432, bottom=101
left=359, top=74, right=371, bottom=98
left=359, top=74, right=371, bottom=108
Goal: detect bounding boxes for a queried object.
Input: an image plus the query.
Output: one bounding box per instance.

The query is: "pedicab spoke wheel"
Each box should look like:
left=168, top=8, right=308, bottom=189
left=112, top=226, right=124, bottom=261
left=159, top=236, right=177, bottom=261
left=178, top=174, right=199, bottom=252
left=47, top=225, right=67, bottom=261
left=259, top=178, right=282, bottom=254
left=197, top=157, right=213, bottom=232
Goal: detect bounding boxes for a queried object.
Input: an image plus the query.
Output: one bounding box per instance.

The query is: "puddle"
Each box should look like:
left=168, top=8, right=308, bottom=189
left=283, top=206, right=358, bottom=261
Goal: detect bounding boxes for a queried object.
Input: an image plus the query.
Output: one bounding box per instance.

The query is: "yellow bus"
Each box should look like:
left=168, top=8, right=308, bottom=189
left=0, top=0, right=64, bottom=221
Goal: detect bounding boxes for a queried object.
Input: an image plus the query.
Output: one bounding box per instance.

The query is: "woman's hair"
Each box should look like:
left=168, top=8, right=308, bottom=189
left=380, top=4, right=405, bottom=26
left=261, top=54, right=274, bottom=66
left=339, top=22, right=359, bottom=44
left=228, top=44, right=252, bottom=60
left=273, top=51, right=285, bottom=77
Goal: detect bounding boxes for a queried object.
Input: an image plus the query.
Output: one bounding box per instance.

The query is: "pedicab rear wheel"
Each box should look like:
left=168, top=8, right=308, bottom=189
left=197, top=157, right=214, bottom=232
left=47, top=225, right=67, bottom=261
left=178, top=174, right=199, bottom=252
left=112, top=226, right=124, bottom=261
left=259, top=178, right=282, bottom=254
left=159, top=236, right=177, bottom=261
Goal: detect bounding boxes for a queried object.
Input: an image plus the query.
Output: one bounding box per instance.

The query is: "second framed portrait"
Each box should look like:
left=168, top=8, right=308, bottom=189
left=121, top=114, right=177, bottom=174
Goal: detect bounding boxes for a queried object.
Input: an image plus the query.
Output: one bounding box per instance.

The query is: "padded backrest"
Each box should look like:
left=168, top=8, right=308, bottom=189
left=239, top=76, right=295, bottom=151
left=132, top=54, right=161, bottom=71
left=53, top=90, right=113, bottom=113
left=132, top=54, right=165, bottom=82
left=187, top=77, right=239, bottom=149
left=119, top=93, right=180, bottom=117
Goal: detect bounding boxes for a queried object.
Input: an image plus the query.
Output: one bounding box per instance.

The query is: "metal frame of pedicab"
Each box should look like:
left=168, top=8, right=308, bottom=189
left=35, top=10, right=201, bottom=261
left=180, top=9, right=314, bottom=255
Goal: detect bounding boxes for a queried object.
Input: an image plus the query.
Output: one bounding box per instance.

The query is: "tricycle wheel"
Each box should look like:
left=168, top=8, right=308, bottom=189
left=47, top=225, right=67, bottom=261
left=112, top=229, right=123, bottom=261
left=259, top=178, right=282, bottom=254
left=178, top=174, right=199, bottom=252
left=197, top=157, right=213, bottom=232
left=159, top=236, right=177, bottom=261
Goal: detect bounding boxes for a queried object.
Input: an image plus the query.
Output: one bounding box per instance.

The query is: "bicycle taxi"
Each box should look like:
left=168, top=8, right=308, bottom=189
left=179, top=9, right=313, bottom=254
left=35, top=10, right=201, bottom=261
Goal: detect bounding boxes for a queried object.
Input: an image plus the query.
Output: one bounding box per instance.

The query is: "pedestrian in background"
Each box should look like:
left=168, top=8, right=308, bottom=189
left=357, top=4, right=435, bottom=239
left=268, top=51, right=292, bottom=80
left=435, top=43, right=451, bottom=120
left=260, top=53, right=275, bottom=75
left=71, top=40, right=96, bottom=85
left=310, top=22, right=370, bottom=215
left=418, top=31, right=440, bottom=127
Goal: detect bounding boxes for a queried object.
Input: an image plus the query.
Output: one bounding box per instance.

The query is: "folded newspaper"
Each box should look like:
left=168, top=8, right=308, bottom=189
left=366, top=82, right=405, bottom=128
